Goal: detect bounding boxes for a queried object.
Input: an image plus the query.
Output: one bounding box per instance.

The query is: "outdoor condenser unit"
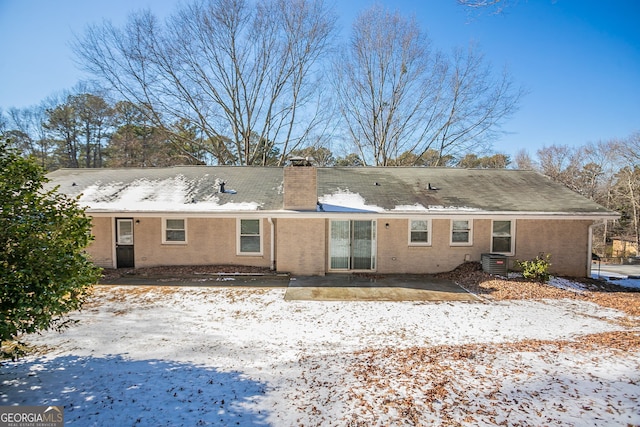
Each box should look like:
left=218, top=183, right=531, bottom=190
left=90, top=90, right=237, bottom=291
left=481, top=253, right=508, bottom=276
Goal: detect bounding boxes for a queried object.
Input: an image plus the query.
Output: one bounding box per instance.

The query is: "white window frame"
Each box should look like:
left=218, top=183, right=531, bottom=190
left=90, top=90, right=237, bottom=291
left=450, top=219, right=473, bottom=246
left=408, top=219, right=432, bottom=246
left=237, top=218, right=263, bottom=255
left=491, top=219, right=515, bottom=255
left=162, top=218, right=187, bottom=244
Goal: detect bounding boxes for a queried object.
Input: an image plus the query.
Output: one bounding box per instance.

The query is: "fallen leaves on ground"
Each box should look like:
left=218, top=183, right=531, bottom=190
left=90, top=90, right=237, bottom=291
left=341, top=331, right=640, bottom=426
left=437, top=262, right=640, bottom=317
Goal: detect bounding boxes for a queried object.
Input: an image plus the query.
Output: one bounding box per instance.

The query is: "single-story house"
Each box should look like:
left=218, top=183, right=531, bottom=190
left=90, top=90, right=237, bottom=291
left=46, top=164, right=618, bottom=277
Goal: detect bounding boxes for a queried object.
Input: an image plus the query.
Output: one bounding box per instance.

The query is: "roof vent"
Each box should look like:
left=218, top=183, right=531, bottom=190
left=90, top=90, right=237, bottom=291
left=215, top=178, right=236, bottom=194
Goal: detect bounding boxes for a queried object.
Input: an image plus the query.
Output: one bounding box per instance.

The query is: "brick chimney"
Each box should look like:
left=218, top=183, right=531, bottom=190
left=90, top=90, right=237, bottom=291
left=283, top=158, right=317, bottom=211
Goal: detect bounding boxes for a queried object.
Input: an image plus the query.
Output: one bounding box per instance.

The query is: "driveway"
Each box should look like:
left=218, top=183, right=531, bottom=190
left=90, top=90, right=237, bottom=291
left=592, top=262, right=640, bottom=278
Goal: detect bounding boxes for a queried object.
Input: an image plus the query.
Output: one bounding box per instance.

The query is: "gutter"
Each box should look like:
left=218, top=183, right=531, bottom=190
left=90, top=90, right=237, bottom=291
left=86, top=210, right=620, bottom=221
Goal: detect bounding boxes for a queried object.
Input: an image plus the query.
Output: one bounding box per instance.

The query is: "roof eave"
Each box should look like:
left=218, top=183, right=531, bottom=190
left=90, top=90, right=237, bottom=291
left=85, top=208, right=620, bottom=220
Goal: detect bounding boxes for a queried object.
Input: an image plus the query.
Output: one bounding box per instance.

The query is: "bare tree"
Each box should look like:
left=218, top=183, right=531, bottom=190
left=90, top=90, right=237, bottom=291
left=0, top=109, right=6, bottom=135
left=332, top=5, right=437, bottom=166
left=533, top=140, right=627, bottom=257
left=612, top=165, right=640, bottom=253
left=333, top=4, right=523, bottom=166
left=609, top=132, right=640, bottom=253
left=514, top=148, right=534, bottom=169
left=4, top=104, right=54, bottom=168
left=73, top=0, right=336, bottom=165
left=615, top=131, right=640, bottom=166
left=536, top=144, right=584, bottom=192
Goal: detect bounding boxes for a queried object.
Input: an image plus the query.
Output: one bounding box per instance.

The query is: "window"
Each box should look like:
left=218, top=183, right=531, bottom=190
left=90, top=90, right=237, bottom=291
left=239, top=219, right=262, bottom=254
left=491, top=220, right=514, bottom=254
left=163, top=218, right=186, bottom=243
left=409, top=219, right=431, bottom=245
left=451, top=219, right=473, bottom=246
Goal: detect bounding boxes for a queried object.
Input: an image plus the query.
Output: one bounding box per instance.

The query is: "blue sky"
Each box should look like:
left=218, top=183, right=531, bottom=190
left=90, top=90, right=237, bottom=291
left=1, top=0, right=638, bottom=158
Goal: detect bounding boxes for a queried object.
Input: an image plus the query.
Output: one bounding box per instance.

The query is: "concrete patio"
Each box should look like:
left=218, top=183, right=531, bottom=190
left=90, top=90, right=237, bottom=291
left=99, top=272, right=478, bottom=302
left=285, top=274, right=479, bottom=302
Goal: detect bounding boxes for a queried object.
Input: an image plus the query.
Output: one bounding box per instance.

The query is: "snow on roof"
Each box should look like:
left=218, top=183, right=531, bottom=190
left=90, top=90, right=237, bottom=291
left=317, top=191, right=482, bottom=213
left=318, top=189, right=385, bottom=213
left=392, top=204, right=480, bottom=212
left=78, top=175, right=261, bottom=212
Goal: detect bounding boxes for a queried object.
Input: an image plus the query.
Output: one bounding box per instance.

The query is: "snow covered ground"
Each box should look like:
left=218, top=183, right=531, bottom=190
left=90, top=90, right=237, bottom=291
left=1, top=280, right=639, bottom=426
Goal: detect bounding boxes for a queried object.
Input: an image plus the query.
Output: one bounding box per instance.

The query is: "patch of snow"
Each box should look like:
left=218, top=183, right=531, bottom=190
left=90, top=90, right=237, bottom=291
left=392, top=203, right=428, bottom=211
left=548, top=276, right=588, bottom=293
left=318, top=189, right=384, bottom=212
left=78, top=175, right=261, bottom=212
left=392, top=204, right=480, bottom=212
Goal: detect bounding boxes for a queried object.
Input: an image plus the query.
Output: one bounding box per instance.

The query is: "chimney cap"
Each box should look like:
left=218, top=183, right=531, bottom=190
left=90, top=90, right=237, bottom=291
left=288, top=156, right=314, bottom=167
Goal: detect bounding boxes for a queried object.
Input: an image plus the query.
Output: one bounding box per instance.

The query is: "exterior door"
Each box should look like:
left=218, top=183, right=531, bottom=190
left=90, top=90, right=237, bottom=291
left=330, top=220, right=376, bottom=270
left=116, top=218, right=135, bottom=268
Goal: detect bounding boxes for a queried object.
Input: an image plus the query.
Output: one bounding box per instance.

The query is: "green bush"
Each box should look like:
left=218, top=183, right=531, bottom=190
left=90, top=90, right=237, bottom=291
left=517, top=254, right=551, bottom=283
left=1, top=141, right=102, bottom=359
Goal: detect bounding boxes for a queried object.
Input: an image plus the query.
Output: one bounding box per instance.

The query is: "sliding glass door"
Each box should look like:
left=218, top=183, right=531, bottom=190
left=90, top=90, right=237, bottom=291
left=330, top=220, right=376, bottom=270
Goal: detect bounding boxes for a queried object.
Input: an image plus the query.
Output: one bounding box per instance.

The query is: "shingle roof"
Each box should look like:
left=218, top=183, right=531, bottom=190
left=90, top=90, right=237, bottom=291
left=45, top=166, right=284, bottom=212
left=317, top=167, right=613, bottom=214
left=45, top=166, right=616, bottom=217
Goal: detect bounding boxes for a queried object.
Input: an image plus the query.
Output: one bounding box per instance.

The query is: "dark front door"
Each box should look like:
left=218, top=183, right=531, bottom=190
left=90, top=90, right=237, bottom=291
left=116, top=218, right=134, bottom=268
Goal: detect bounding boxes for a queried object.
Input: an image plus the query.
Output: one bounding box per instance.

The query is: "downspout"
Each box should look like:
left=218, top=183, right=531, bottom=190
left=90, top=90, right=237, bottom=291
left=268, top=217, right=275, bottom=271
left=587, top=223, right=594, bottom=278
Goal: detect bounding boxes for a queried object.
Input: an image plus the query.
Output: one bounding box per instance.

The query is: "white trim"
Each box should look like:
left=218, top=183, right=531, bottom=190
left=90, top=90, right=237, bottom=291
left=408, top=218, right=432, bottom=246
left=328, top=219, right=377, bottom=271
left=85, top=210, right=619, bottom=221
left=450, top=218, right=473, bottom=246
left=162, top=217, right=187, bottom=244
left=491, top=219, right=515, bottom=255
left=237, top=218, right=263, bottom=256
left=116, top=218, right=134, bottom=245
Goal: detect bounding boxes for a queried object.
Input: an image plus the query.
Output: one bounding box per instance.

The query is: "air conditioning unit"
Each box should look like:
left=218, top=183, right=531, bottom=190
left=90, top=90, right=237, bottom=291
left=481, top=253, right=508, bottom=276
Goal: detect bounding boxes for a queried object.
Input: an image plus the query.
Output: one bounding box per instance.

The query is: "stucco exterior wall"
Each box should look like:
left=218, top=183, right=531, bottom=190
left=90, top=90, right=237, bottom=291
left=87, top=216, right=114, bottom=268
left=374, top=218, right=591, bottom=277
left=275, top=218, right=326, bottom=275
left=89, top=216, right=272, bottom=269
left=376, top=219, right=491, bottom=274
left=514, top=219, right=592, bottom=277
